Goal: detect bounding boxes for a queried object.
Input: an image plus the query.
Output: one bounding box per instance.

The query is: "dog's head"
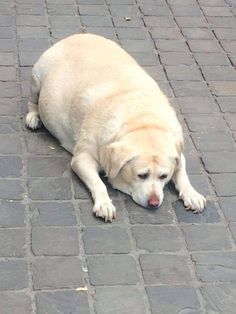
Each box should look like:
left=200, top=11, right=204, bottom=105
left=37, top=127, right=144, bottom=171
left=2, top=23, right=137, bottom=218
left=105, top=130, right=183, bottom=208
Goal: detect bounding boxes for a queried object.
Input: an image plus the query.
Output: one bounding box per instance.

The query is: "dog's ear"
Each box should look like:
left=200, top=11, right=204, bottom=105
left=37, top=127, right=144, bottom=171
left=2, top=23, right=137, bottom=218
left=105, top=141, right=136, bottom=179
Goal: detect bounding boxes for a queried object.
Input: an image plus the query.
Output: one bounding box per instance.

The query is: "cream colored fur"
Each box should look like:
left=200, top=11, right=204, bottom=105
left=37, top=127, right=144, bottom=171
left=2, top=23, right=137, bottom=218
left=26, top=34, right=206, bottom=222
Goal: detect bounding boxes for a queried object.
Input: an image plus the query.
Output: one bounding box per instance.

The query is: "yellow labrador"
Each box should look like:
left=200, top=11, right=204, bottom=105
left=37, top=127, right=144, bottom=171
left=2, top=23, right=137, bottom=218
left=26, top=34, right=206, bottom=222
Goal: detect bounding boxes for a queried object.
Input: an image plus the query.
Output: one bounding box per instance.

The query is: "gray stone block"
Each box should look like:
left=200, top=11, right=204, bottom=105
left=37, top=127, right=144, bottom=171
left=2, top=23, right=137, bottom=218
left=0, top=292, right=32, bottom=314
left=26, top=133, right=65, bottom=155
left=150, top=27, right=183, bottom=39
left=191, top=131, right=235, bottom=152
left=112, top=16, right=144, bottom=28
left=165, top=65, right=203, bottom=81
left=27, top=156, right=70, bottom=177
left=146, top=285, right=200, bottom=314
left=0, top=98, right=19, bottom=116
left=116, top=27, right=149, bottom=39
left=47, top=4, right=78, bottom=15
left=143, top=65, right=167, bottom=81
left=31, top=201, right=76, bottom=226
left=155, top=39, right=188, bottom=52
left=132, top=225, right=184, bottom=252
left=81, top=15, right=113, bottom=27
left=0, top=200, right=25, bottom=227
left=87, top=255, right=139, bottom=285
left=17, top=26, right=49, bottom=39
left=171, top=81, right=210, bottom=97
left=202, top=152, right=236, bottom=173
left=201, top=66, right=236, bottom=81
left=125, top=198, right=174, bottom=224
left=215, top=28, right=236, bottom=40
left=176, top=16, right=208, bottom=28
left=33, top=257, right=84, bottom=289
left=144, top=16, right=176, bottom=27
left=217, top=97, right=236, bottom=112
left=79, top=4, right=109, bottom=15
left=109, top=4, right=139, bottom=16
left=0, top=81, right=18, bottom=97
left=32, top=226, right=79, bottom=256
left=0, top=180, right=24, bottom=200
left=202, top=6, right=232, bottom=17
left=185, top=114, right=227, bottom=132
left=177, top=97, right=218, bottom=114
left=0, top=229, right=26, bottom=257
left=174, top=200, right=220, bottom=223
left=192, top=252, right=236, bottom=282
left=36, top=290, right=90, bottom=314
left=182, top=28, right=214, bottom=39
left=207, top=16, right=236, bottom=28
left=160, top=52, right=195, bottom=65
left=183, top=224, right=231, bottom=251
left=94, top=286, right=147, bottom=314
left=83, top=226, right=131, bottom=253
left=171, top=5, right=203, bottom=16
left=194, top=52, right=229, bottom=65
left=139, top=4, right=171, bottom=16
left=0, top=116, right=20, bottom=134
left=211, top=174, right=236, bottom=196
left=28, top=177, right=72, bottom=200
left=219, top=198, right=236, bottom=222
left=225, top=113, right=236, bottom=131
left=0, top=156, right=23, bottom=177
left=0, top=260, right=28, bottom=290
left=0, top=39, right=15, bottom=52
left=209, top=81, right=236, bottom=96
left=188, top=39, right=221, bottom=52
left=140, top=254, right=191, bottom=284
left=16, top=15, right=48, bottom=26
left=120, top=39, right=154, bottom=52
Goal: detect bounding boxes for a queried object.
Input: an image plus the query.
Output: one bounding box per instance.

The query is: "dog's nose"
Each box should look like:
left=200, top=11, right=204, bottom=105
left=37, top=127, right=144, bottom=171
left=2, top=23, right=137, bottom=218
left=148, top=195, right=159, bottom=208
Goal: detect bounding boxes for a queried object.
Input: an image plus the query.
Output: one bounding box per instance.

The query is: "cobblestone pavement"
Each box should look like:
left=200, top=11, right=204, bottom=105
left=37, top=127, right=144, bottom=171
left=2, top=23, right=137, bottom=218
left=0, top=0, right=236, bottom=313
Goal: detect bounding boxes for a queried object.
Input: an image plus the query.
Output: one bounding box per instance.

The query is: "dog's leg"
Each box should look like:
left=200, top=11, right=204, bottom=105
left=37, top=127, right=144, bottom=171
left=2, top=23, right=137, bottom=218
left=172, top=154, right=206, bottom=213
left=25, top=71, right=42, bottom=130
left=71, top=152, right=116, bottom=222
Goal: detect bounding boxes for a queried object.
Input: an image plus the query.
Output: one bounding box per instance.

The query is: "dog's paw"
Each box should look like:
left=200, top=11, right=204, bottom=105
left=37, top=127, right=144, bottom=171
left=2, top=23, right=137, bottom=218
left=93, top=199, right=116, bottom=222
left=179, top=187, right=206, bottom=213
left=25, top=112, right=42, bottom=130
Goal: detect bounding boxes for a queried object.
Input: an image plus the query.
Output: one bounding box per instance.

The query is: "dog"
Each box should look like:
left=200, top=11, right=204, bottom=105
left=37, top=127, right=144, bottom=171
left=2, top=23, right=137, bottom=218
left=26, top=34, right=206, bottom=222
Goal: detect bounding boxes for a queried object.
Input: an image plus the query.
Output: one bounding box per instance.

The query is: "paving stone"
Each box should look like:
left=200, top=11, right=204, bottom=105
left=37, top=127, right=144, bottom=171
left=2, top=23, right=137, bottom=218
left=132, top=225, right=184, bottom=252
left=189, top=174, right=211, bottom=196
left=229, top=223, right=236, bottom=243
left=217, top=97, right=236, bottom=112
left=87, top=255, right=139, bottom=285
left=0, top=15, right=13, bottom=27
left=16, top=3, right=46, bottom=15
left=202, top=152, right=236, bottom=173
left=176, top=16, right=208, bottom=28
left=185, top=114, right=227, bottom=132
left=171, top=5, right=203, bottom=17
left=16, top=15, right=48, bottom=26
left=94, top=286, right=146, bottom=314
left=0, top=66, right=16, bottom=81
left=139, top=4, right=171, bottom=16
left=0, top=52, right=15, bottom=66
left=211, top=174, right=236, bottom=196
left=79, top=200, right=126, bottom=225
left=27, top=156, right=70, bottom=177
left=83, top=226, right=131, bottom=254
left=0, top=200, right=25, bottom=227
left=143, top=65, right=167, bottom=81
left=196, top=53, right=229, bottom=66
left=192, top=252, right=236, bottom=282
left=183, top=224, right=231, bottom=251
left=160, top=52, right=195, bottom=65
left=220, top=41, right=236, bottom=53
left=207, top=16, right=236, bottom=28
left=28, top=177, right=72, bottom=200
left=0, top=156, right=22, bottom=177
left=0, top=260, right=28, bottom=290
left=0, top=116, right=20, bottom=133
left=0, top=180, right=24, bottom=200
left=47, top=4, right=78, bottom=15
left=109, top=4, right=139, bottom=17
left=157, top=81, right=174, bottom=97
left=18, top=38, right=51, bottom=52
left=120, top=39, right=154, bottom=52
left=201, top=66, right=236, bottom=81
left=0, top=81, right=18, bottom=97
left=201, top=283, right=236, bottom=313
left=31, top=201, right=76, bottom=226
left=0, top=229, right=26, bottom=257
left=191, top=131, right=235, bottom=152
left=0, top=27, right=13, bottom=39
left=125, top=198, right=174, bottom=224
left=116, top=27, right=149, bottom=39
left=81, top=15, right=112, bottom=27
left=165, top=65, right=203, bottom=81
left=171, top=80, right=211, bottom=97
left=0, top=134, right=22, bottom=154
left=182, top=27, right=214, bottom=39
left=219, top=198, right=236, bottom=222
left=0, top=39, right=15, bottom=52
left=32, top=226, right=79, bottom=256
left=143, top=16, right=176, bottom=27
left=177, top=97, right=219, bottom=114
left=36, top=290, right=90, bottom=314
left=33, top=257, right=84, bottom=290
left=146, top=285, right=200, bottom=314
left=112, top=16, right=144, bottom=28
left=84, top=27, right=116, bottom=40
left=26, top=133, right=65, bottom=155
left=140, top=254, right=191, bottom=284
left=0, top=292, right=32, bottom=314
left=79, top=4, right=109, bottom=16
left=209, top=81, right=236, bottom=96
left=17, top=26, right=49, bottom=39
left=174, top=200, right=220, bottom=223
left=214, top=28, right=236, bottom=40
left=198, top=0, right=228, bottom=6
left=202, top=6, right=233, bottom=17
left=149, top=27, right=183, bottom=39
left=225, top=113, right=236, bottom=131
left=167, top=0, right=198, bottom=5
left=155, top=39, right=188, bottom=52
left=188, top=39, right=222, bottom=52
left=49, top=16, right=81, bottom=28
left=131, top=51, right=159, bottom=66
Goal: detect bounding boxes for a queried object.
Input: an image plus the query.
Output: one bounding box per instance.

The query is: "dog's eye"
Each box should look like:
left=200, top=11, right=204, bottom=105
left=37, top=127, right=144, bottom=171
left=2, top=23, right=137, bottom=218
left=159, top=174, right=168, bottom=180
left=138, top=173, right=149, bottom=180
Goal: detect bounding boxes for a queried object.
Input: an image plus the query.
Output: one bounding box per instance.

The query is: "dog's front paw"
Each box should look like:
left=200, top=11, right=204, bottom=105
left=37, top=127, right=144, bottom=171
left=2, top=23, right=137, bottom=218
left=93, top=199, right=116, bottom=222
left=179, top=187, right=206, bottom=213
